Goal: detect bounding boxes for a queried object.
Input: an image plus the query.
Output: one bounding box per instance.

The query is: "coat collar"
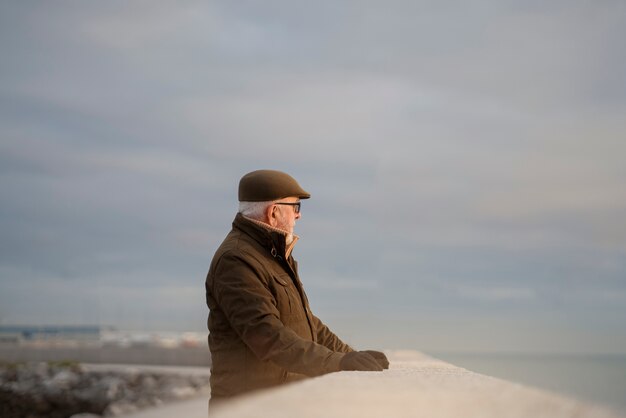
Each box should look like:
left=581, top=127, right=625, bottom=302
left=232, top=213, right=299, bottom=259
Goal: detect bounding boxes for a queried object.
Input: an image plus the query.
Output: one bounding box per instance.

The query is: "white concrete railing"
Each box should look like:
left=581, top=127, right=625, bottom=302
left=206, top=350, right=623, bottom=418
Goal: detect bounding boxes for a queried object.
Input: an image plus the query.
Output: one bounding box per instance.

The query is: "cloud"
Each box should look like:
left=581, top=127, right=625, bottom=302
left=1, top=1, right=625, bottom=352
left=80, top=3, right=210, bottom=51
left=0, top=268, right=206, bottom=330
left=308, top=274, right=380, bottom=291
left=448, top=284, right=536, bottom=302
left=173, top=73, right=419, bottom=163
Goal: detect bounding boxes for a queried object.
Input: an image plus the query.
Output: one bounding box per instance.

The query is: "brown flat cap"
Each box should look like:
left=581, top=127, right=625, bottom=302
left=238, top=169, right=311, bottom=202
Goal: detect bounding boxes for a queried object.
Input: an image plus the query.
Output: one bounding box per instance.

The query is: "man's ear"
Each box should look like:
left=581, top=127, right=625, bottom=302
left=265, top=204, right=278, bottom=227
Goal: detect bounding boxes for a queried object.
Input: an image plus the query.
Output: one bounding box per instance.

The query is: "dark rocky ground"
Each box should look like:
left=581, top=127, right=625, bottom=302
left=0, top=361, right=210, bottom=418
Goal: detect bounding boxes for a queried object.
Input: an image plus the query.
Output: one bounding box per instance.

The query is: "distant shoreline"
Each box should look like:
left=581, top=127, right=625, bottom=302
left=0, top=345, right=210, bottom=367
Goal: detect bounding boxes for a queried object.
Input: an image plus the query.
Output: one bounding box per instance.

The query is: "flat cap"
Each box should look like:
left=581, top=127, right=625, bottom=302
left=238, top=169, right=311, bottom=202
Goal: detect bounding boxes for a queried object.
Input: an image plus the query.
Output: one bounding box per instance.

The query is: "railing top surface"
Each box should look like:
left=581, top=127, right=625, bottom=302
left=210, top=350, right=623, bottom=418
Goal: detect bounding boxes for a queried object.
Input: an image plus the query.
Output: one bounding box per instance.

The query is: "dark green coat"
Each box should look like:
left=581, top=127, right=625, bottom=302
left=205, top=214, right=353, bottom=397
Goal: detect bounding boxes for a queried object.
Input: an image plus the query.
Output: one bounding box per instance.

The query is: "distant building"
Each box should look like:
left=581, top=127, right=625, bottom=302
left=0, top=332, right=22, bottom=345
left=0, top=325, right=113, bottom=344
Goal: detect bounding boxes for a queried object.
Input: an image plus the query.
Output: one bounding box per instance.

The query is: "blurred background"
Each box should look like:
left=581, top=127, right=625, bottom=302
left=1, top=0, right=625, bottom=413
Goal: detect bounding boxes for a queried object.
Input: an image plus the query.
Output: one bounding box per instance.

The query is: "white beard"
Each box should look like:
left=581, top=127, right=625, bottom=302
left=275, top=216, right=295, bottom=245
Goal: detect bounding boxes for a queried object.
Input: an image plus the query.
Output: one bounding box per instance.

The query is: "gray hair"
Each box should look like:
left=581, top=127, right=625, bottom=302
left=238, top=201, right=273, bottom=220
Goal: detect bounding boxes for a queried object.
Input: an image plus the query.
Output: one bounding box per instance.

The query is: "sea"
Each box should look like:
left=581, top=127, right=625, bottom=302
left=428, top=351, right=626, bottom=415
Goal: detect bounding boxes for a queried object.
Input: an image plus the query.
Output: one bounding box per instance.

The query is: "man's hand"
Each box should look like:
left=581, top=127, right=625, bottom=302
left=363, top=350, right=389, bottom=369
left=339, top=351, right=384, bottom=371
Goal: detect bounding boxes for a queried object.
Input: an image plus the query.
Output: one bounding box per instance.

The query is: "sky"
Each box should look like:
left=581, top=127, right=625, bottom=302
left=1, top=1, right=625, bottom=354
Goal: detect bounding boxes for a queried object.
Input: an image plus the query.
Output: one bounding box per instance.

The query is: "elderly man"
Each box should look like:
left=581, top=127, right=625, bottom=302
left=205, top=169, right=388, bottom=402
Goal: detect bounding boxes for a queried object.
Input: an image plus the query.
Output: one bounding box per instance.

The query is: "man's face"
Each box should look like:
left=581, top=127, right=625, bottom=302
left=273, top=196, right=301, bottom=236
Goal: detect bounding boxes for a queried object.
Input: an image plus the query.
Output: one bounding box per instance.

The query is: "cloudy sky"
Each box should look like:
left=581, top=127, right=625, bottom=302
left=1, top=1, right=625, bottom=354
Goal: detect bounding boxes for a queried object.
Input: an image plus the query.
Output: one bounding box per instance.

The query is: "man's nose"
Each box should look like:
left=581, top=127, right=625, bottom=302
left=295, top=211, right=301, bottom=220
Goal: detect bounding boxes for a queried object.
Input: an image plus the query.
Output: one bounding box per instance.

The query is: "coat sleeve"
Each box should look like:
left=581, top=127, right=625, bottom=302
left=210, top=252, right=344, bottom=376
left=311, top=315, right=354, bottom=353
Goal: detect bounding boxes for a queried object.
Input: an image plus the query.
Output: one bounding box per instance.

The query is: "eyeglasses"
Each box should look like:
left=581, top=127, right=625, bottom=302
left=274, top=202, right=301, bottom=214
